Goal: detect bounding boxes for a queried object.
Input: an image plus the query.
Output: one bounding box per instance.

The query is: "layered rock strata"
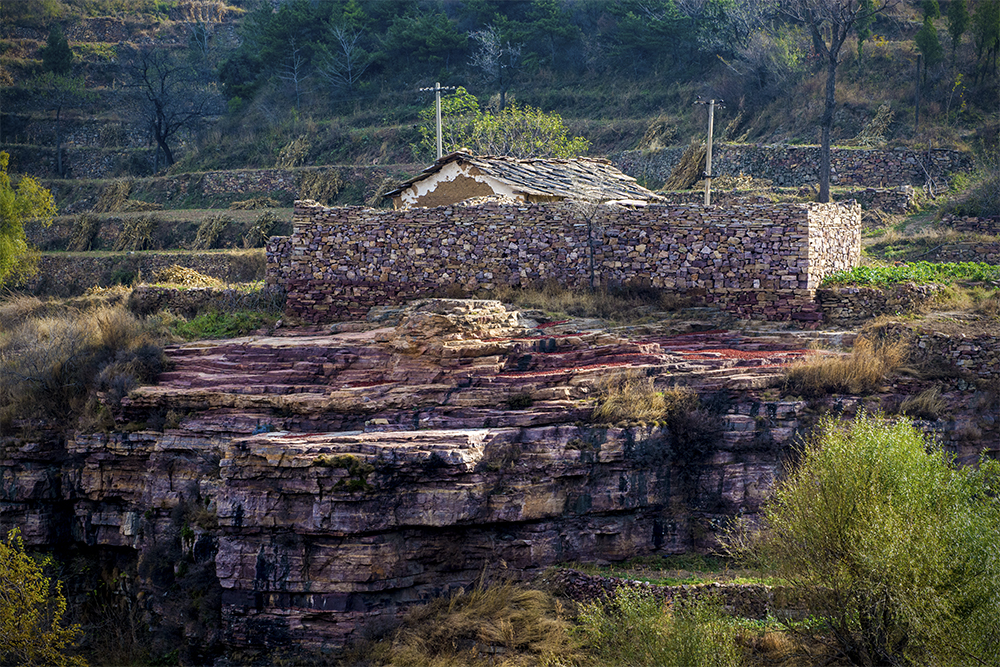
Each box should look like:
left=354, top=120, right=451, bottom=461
left=9, top=301, right=995, bottom=655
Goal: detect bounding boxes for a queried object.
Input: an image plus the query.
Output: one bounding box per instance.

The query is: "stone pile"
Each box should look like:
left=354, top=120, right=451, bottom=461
left=267, top=199, right=860, bottom=324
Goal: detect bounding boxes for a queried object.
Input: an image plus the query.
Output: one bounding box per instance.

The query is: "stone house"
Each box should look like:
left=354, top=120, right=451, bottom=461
left=385, top=151, right=662, bottom=209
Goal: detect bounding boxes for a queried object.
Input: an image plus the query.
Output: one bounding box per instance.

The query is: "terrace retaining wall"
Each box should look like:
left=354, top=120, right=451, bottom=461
left=615, top=145, right=973, bottom=189
left=266, top=199, right=861, bottom=324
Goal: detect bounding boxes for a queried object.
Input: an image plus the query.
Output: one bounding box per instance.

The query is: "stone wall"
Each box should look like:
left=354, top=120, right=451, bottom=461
left=911, top=331, right=1000, bottom=380
left=614, top=145, right=973, bottom=189
left=817, top=284, right=943, bottom=324
left=21, top=251, right=265, bottom=297
left=924, top=242, right=1000, bottom=265
left=941, top=214, right=1000, bottom=235
left=267, top=199, right=861, bottom=324
left=658, top=186, right=916, bottom=213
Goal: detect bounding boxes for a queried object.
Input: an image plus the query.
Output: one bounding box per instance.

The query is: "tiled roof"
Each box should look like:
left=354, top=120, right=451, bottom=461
left=386, top=151, right=661, bottom=203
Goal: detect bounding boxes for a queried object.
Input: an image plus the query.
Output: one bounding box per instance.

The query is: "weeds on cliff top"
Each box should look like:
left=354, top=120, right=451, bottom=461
left=0, top=302, right=167, bottom=428
left=576, top=588, right=744, bottom=667
left=170, top=309, right=274, bottom=340
left=592, top=372, right=697, bottom=424
left=784, top=336, right=907, bottom=397
left=488, top=281, right=690, bottom=323
left=361, top=579, right=581, bottom=667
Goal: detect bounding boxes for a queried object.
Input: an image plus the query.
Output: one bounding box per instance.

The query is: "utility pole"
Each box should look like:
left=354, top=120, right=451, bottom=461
left=695, top=98, right=723, bottom=205
left=419, top=82, right=456, bottom=160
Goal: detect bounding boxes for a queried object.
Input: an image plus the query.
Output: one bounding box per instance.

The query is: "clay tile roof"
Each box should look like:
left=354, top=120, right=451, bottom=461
left=385, top=151, right=661, bottom=203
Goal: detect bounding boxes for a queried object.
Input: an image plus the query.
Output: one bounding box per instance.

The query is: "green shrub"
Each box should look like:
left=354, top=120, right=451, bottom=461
left=170, top=310, right=272, bottom=341
left=727, top=413, right=1000, bottom=666
left=822, top=261, right=1000, bottom=287
left=576, top=587, right=744, bottom=667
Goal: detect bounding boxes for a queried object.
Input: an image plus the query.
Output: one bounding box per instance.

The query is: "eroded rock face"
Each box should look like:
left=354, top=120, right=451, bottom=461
left=0, top=300, right=867, bottom=653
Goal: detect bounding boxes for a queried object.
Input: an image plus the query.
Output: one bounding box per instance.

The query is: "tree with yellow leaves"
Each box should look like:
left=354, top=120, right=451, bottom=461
left=0, top=151, right=57, bottom=288
left=0, top=528, right=86, bottom=666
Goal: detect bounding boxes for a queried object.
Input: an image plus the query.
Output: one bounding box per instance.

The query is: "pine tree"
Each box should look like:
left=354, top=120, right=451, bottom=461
left=947, top=0, right=970, bottom=66
left=40, top=24, right=73, bottom=75
left=916, top=15, right=944, bottom=85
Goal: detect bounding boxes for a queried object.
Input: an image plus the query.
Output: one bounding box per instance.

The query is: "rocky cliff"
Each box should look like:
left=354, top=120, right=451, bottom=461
left=2, top=299, right=993, bottom=659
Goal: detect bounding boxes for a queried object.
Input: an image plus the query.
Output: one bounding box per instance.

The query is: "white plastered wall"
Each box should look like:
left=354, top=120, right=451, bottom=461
left=399, top=161, right=521, bottom=206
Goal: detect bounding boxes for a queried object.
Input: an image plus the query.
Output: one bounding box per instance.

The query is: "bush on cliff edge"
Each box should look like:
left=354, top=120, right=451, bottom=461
left=727, top=413, right=1000, bottom=666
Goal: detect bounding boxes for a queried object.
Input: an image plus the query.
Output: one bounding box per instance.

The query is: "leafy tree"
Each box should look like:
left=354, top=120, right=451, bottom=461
left=916, top=14, right=945, bottom=84
left=608, top=0, right=693, bottom=74
left=728, top=412, right=1000, bottom=666
left=386, top=10, right=467, bottom=66
left=418, top=88, right=590, bottom=159
left=417, top=85, right=481, bottom=156
left=33, top=73, right=96, bottom=177
left=856, top=0, right=875, bottom=74
left=921, top=0, right=940, bottom=20
left=522, top=0, right=582, bottom=71
left=972, top=0, right=1000, bottom=80
left=0, top=151, right=56, bottom=288
left=40, top=24, right=73, bottom=74
left=778, top=0, right=899, bottom=203
left=0, top=528, right=86, bottom=667
left=947, top=0, right=970, bottom=65
left=217, top=0, right=331, bottom=102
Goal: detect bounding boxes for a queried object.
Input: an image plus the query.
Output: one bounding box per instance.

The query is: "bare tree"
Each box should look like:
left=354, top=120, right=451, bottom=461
left=278, top=39, right=310, bottom=111
left=779, top=0, right=898, bottom=202
left=470, top=24, right=522, bottom=110
left=316, top=27, right=371, bottom=91
left=123, top=46, right=221, bottom=169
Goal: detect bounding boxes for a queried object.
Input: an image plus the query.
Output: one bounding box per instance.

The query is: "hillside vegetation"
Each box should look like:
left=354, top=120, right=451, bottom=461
left=1, top=0, right=997, bottom=192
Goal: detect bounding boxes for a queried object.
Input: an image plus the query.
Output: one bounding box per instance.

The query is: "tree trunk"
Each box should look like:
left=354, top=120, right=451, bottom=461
left=55, top=105, right=63, bottom=177
left=153, top=124, right=174, bottom=167
left=819, top=54, right=837, bottom=203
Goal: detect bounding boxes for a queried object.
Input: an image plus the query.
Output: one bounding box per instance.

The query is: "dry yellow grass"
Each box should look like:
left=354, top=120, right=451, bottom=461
left=899, top=386, right=947, bottom=421
left=784, top=336, right=907, bottom=397
left=152, top=265, right=224, bottom=288
left=359, top=580, right=580, bottom=667
left=592, top=372, right=698, bottom=424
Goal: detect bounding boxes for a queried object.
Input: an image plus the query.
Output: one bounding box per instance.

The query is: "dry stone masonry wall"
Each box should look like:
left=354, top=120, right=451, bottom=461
left=267, top=200, right=861, bottom=323
left=615, top=145, right=973, bottom=189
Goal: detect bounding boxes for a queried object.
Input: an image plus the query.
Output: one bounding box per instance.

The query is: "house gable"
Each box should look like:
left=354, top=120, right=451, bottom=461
left=394, top=161, right=520, bottom=208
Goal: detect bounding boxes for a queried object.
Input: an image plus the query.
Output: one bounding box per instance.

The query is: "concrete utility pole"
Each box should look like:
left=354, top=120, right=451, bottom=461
left=695, top=98, right=723, bottom=205
left=419, top=82, right=456, bottom=160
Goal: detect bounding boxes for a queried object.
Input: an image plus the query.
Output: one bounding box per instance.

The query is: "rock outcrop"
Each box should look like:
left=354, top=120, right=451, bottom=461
left=4, top=300, right=992, bottom=657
